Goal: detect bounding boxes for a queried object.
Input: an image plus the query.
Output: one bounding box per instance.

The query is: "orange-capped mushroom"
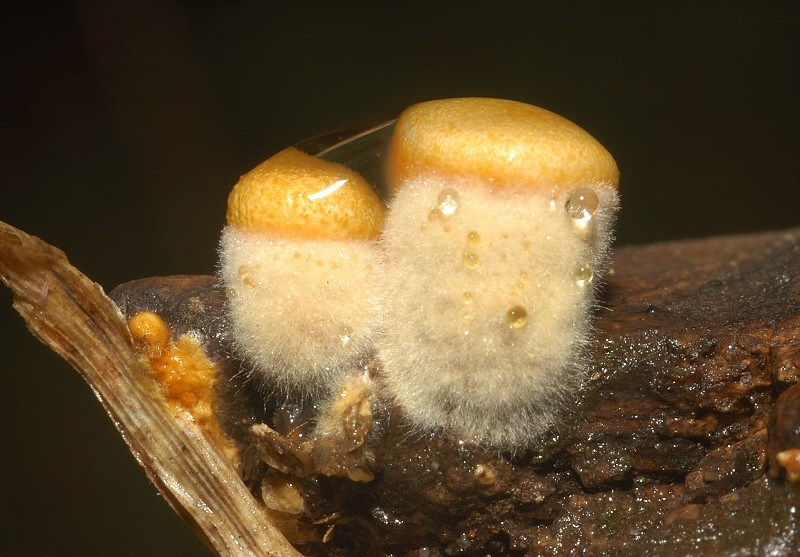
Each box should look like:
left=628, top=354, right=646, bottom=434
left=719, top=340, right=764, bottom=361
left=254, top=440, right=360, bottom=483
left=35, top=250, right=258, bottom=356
left=378, top=98, right=620, bottom=448
left=227, top=147, right=384, bottom=240
left=219, top=148, right=384, bottom=397
left=386, top=98, right=619, bottom=193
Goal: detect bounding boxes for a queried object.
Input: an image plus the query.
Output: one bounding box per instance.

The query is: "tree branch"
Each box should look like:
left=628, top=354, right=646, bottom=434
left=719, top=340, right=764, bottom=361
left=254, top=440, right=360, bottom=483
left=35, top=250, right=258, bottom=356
left=0, top=220, right=301, bottom=557
left=3, top=219, right=799, bottom=556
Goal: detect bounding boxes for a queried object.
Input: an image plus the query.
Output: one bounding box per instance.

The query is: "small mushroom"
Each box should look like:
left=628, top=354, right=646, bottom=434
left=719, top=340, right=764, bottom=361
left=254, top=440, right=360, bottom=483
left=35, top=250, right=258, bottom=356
left=378, top=98, right=620, bottom=448
left=219, top=147, right=384, bottom=398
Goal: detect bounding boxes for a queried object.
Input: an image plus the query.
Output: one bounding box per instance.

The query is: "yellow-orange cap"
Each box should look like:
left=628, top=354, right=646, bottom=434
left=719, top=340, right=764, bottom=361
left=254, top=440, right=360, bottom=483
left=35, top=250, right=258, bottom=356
left=386, top=98, right=619, bottom=192
left=226, top=147, right=384, bottom=240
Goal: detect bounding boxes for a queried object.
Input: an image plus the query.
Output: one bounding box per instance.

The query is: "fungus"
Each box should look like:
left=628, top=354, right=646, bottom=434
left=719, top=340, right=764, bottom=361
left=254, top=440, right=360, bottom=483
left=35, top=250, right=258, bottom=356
left=219, top=147, right=384, bottom=398
left=378, top=98, right=620, bottom=448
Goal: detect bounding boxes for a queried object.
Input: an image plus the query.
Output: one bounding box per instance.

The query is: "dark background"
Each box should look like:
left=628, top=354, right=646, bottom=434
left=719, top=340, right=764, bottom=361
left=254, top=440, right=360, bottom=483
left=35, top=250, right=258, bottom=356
left=1, top=2, right=798, bottom=555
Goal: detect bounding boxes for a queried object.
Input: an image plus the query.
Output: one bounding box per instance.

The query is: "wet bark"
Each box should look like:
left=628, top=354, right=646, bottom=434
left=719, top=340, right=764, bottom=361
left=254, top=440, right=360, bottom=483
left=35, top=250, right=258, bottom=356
left=3, top=219, right=799, bottom=556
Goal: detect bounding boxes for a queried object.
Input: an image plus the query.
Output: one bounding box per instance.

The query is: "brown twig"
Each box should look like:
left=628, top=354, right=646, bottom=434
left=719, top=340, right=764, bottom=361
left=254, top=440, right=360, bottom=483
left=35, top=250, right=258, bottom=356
left=0, top=220, right=301, bottom=557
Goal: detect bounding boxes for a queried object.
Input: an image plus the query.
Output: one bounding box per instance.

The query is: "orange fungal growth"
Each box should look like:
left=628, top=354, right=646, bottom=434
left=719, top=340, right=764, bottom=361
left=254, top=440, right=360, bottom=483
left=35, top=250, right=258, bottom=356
left=219, top=148, right=384, bottom=397
left=386, top=97, right=619, bottom=193
left=128, top=309, right=170, bottom=360
left=776, top=449, right=800, bottom=483
left=129, top=311, right=238, bottom=465
left=226, top=147, right=384, bottom=240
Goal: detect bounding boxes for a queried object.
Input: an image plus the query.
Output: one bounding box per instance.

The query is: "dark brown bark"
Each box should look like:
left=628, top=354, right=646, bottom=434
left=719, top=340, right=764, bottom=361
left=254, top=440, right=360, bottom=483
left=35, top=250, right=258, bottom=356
left=3, top=220, right=799, bottom=556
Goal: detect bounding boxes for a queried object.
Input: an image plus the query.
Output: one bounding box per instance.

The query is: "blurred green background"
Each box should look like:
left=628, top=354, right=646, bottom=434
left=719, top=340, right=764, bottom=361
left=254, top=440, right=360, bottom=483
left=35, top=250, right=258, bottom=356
left=1, top=2, right=798, bottom=555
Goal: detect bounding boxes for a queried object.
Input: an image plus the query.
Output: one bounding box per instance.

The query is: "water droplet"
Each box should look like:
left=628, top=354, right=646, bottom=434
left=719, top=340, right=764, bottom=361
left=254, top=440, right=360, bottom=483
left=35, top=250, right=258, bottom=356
left=437, top=188, right=460, bottom=216
left=338, top=325, right=352, bottom=344
left=565, top=187, right=599, bottom=223
left=271, top=402, right=307, bottom=435
left=506, top=305, right=528, bottom=328
left=463, top=291, right=474, bottom=304
left=237, top=264, right=252, bottom=276
left=462, top=251, right=480, bottom=269
left=473, top=463, right=496, bottom=486
left=225, top=288, right=236, bottom=299
left=467, top=231, right=481, bottom=245
left=574, top=264, right=594, bottom=286
left=243, top=276, right=257, bottom=288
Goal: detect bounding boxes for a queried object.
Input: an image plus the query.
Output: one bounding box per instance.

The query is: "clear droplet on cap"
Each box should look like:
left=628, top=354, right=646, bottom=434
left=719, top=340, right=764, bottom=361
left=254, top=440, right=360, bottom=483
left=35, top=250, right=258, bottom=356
left=462, top=251, right=480, bottom=269
left=338, top=325, right=353, bottom=344
left=565, top=187, right=599, bottom=223
left=437, top=188, right=460, bottom=216
left=506, top=305, right=528, bottom=328
left=574, top=264, right=594, bottom=286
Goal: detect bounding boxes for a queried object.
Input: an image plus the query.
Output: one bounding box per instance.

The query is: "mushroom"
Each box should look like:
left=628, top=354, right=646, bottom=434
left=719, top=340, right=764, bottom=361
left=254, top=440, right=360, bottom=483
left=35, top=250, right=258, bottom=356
left=377, top=98, right=620, bottom=448
left=219, top=147, right=384, bottom=398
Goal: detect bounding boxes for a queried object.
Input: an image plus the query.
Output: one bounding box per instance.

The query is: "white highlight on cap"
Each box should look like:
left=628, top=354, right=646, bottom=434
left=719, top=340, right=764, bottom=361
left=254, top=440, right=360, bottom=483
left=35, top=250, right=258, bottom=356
left=308, top=178, right=349, bottom=201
